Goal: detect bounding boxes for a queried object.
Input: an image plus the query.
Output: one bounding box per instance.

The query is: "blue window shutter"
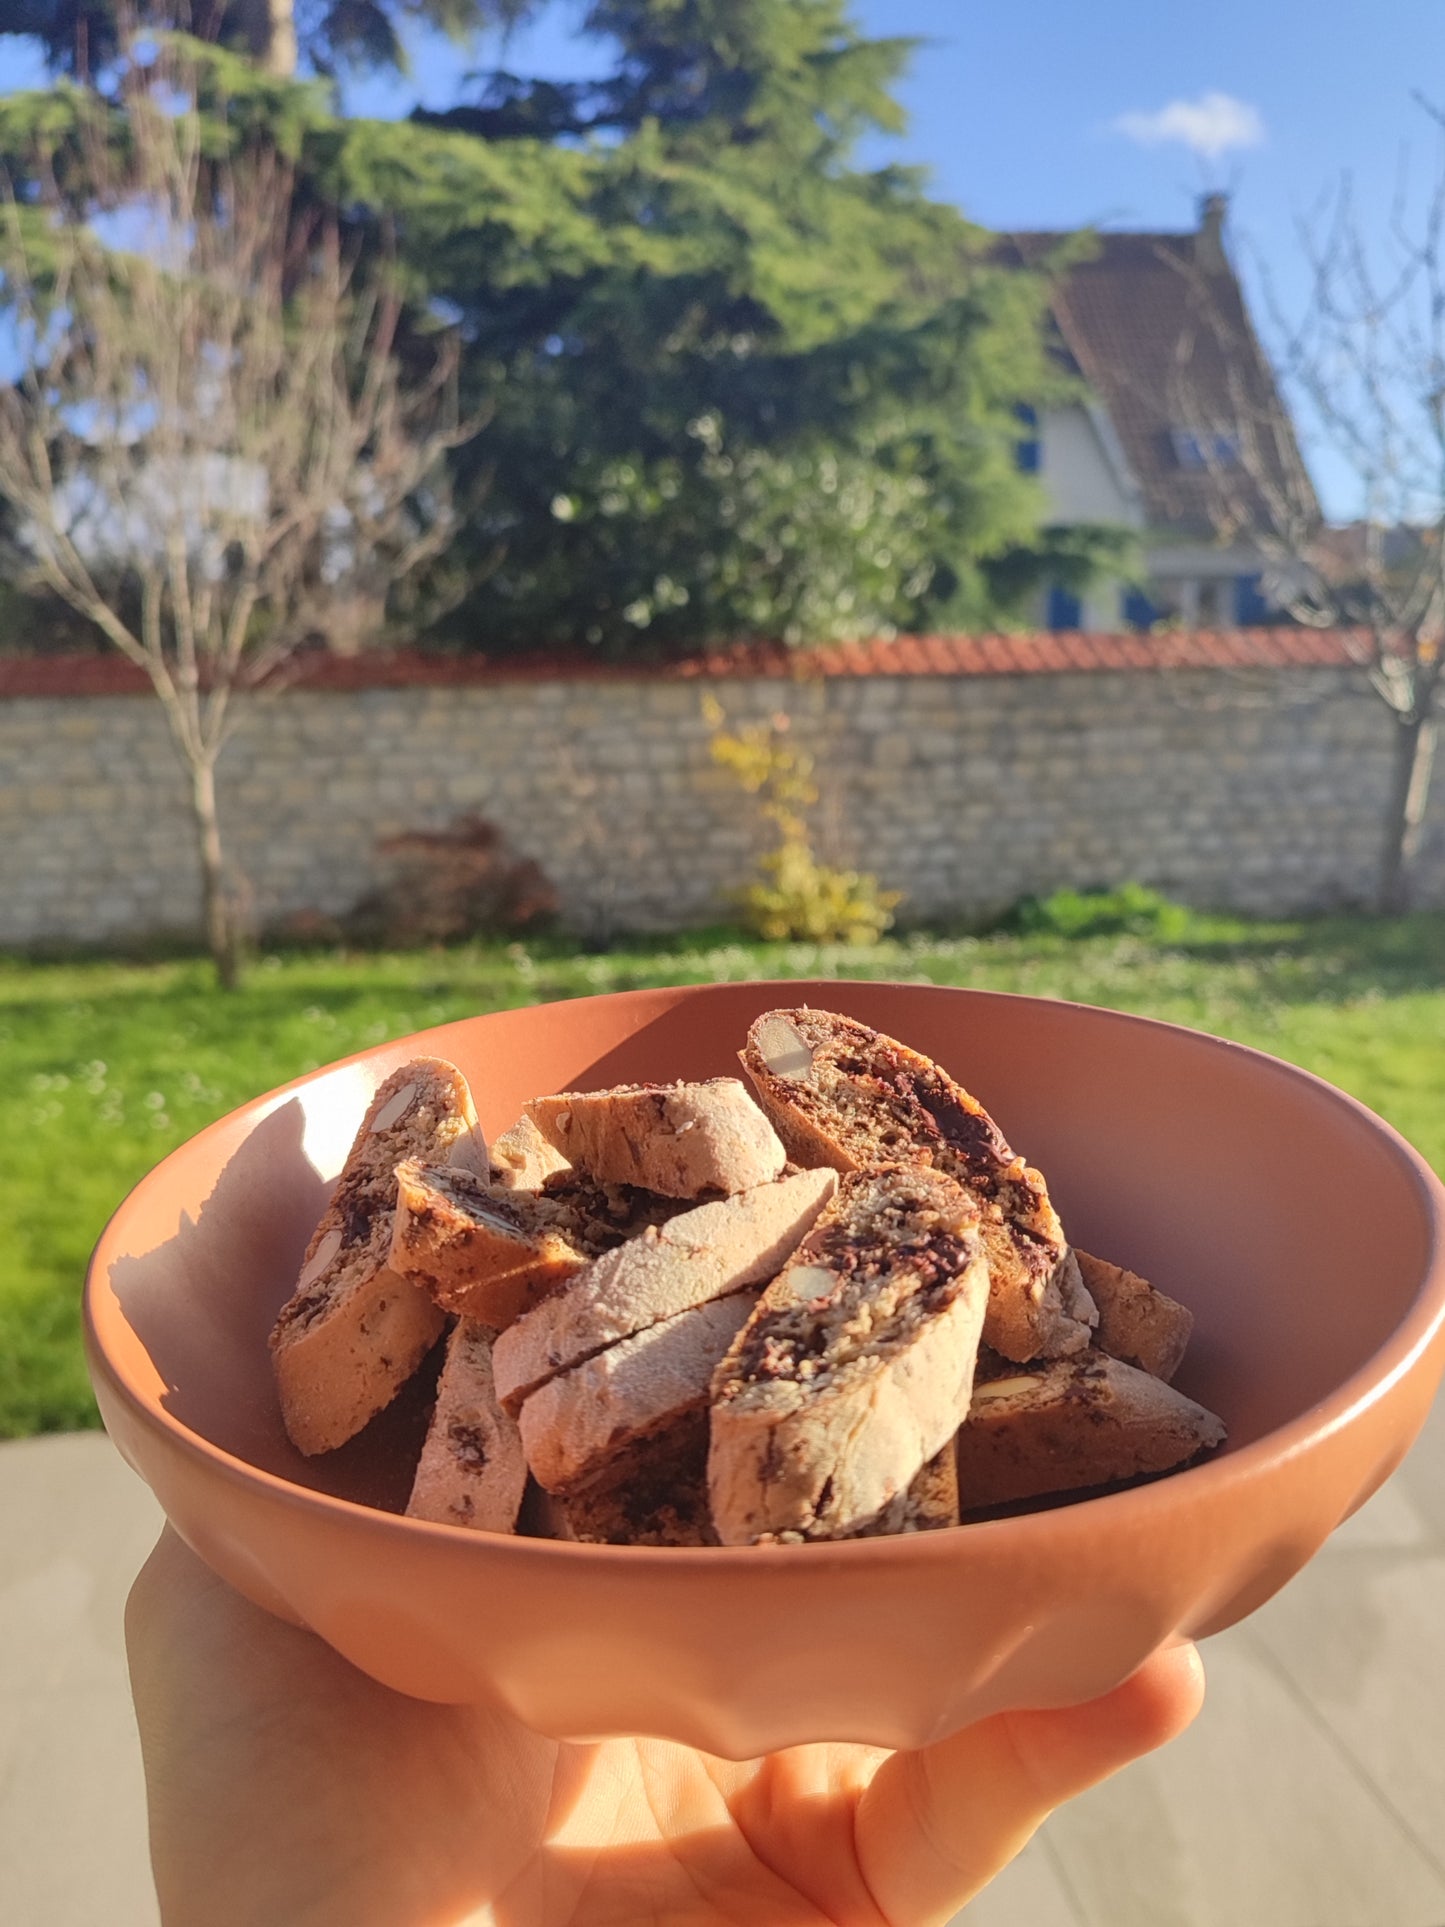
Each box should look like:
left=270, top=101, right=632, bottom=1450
left=1121, top=586, right=1156, bottom=629
left=1047, top=584, right=1083, bottom=630
left=1235, top=573, right=1271, bottom=624
left=1015, top=403, right=1040, bottom=474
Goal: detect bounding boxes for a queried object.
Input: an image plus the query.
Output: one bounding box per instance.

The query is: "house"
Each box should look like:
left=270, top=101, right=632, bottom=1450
left=1006, top=196, right=1320, bottom=630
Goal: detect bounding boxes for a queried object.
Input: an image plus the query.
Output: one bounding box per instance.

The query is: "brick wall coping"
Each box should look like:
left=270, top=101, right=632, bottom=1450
left=0, top=626, right=1364, bottom=699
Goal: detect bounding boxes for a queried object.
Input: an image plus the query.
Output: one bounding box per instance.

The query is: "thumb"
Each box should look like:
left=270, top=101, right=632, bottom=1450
left=855, top=1641, right=1205, bottom=1926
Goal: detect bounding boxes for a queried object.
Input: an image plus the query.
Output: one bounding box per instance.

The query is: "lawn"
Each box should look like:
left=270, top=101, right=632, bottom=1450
left=3, top=908, right=1443, bottom=1437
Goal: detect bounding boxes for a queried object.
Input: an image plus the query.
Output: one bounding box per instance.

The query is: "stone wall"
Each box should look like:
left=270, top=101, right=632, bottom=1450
left=1, top=644, right=1439, bottom=947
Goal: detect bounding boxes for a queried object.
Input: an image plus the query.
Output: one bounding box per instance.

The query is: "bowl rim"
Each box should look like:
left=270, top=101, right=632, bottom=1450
left=84, top=977, right=1445, bottom=1567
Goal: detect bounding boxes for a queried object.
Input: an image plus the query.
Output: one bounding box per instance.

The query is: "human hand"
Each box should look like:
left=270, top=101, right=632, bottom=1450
left=126, top=1527, right=1203, bottom=1926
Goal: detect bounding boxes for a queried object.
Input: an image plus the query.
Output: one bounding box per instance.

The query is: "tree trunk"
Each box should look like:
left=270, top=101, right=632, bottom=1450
left=1378, top=710, right=1438, bottom=914
left=191, top=756, right=242, bottom=990
left=231, top=0, right=299, bottom=76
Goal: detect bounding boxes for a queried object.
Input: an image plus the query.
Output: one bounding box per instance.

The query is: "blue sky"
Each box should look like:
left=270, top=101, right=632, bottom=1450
left=4, top=0, right=1443, bottom=515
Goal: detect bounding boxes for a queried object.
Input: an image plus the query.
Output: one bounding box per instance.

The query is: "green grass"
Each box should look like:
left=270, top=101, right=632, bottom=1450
left=3, top=910, right=1443, bottom=1437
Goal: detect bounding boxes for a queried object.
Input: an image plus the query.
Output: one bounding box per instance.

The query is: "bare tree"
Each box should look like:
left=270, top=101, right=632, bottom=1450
left=1169, top=161, right=1445, bottom=912
left=0, top=43, right=480, bottom=983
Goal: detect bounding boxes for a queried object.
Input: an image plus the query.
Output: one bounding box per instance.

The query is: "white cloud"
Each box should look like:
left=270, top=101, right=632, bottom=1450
left=1112, top=92, right=1265, bottom=161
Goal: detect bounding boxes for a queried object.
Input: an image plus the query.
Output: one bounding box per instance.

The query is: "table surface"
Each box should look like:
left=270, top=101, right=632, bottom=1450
left=3, top=1405, right=1444, bottom=1927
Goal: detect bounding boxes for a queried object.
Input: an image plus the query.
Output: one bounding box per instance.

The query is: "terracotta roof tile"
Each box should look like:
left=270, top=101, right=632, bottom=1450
left=0, top=629, right=1367, bottom=700
left=1005, top=227, right=1320, bottom=540
left=1279, top=628, right=1332, bottom=666
left=0, top=656, right=151, bottom=697
left=1060, top=632, right=1096, bottom=671
left=1205, top=635, right=1236, bottom=666
left=1026, top=633, right=1065, bottom=672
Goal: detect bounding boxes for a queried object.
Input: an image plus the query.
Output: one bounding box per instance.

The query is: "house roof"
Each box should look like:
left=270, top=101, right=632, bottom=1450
left=1005, top=207, right=1320, bottom=543
left=0, top=628, right=1366, bottom=699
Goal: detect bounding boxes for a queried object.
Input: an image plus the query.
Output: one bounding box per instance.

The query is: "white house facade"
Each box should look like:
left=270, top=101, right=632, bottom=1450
left=1009, top=197, right=1317, bottom=632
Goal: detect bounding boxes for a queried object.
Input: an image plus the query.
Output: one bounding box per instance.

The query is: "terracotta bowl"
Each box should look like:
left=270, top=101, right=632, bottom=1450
left=86, top=981, right=1445, bottom=1758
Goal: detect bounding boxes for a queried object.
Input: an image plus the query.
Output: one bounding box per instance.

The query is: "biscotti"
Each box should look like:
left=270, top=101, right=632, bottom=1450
left=519, top=1291, right=760, bottom=1493
left=492, top=1167, right=837, bottom=1411
left=263, top=1007, right=1224, bottom=1543
left=406, top=1320, right=527, bottom=1532
left=542, top=1414, right=717, bottom=1546
left=269, top=1060, right=488, bottom=1455
left=867, top=1444, right=960, bottom=1535
left=1075, top=1250, right=1193, bottom=1382
left=526, top=1078, right=786, bottom=1197
left=759, top=1446, right=962, bottom=1545
left=391, top=1162, right=595, bottom=1328
left=392, top=1158, right=695, bottom=1329
left=489, top=1114, right=572, bottom=1190
left=955, top=1352, right=1226, bottom=1509
left=708, top=1166, right=991, bottom=1544
left=740, top=1008, right=1096, bottom=1364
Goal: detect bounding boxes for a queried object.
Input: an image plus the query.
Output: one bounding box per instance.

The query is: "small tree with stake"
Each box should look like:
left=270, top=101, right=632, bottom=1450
left=1171, top=152, right=1445, bottom=913
left=0, top=38, right=480, bottom=984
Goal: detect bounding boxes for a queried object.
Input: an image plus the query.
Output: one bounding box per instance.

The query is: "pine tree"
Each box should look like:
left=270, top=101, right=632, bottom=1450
left=0, top=0, right=527, bottom=79
left=415, top=0, right=1112, bottom=650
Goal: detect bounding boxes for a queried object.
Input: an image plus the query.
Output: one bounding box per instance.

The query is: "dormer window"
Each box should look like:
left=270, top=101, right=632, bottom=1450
left=1171, top=428, right=1240, bottom=469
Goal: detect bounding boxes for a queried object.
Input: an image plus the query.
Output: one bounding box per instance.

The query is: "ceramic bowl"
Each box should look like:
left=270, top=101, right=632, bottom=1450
left=85, top=980, right=1445, bottom=1758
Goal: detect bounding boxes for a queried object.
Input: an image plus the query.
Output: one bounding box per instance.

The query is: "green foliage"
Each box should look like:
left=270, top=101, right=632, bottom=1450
left=984, top=521, right=1141, bottom=612
left=1006, top=883, right=1194, bottom=942
left=0, top=0, right=533, bottom=80
left=738, top=839, right=902, bottom=946
left=706, top=693, right=901, bottom=943
left=405, top=0, right=1110, bottom=651
left=0, top=1, right=1129, bottom=657
left=0, top=579, right=102, bottom=652
left=447, top=0, right=911, bottom=151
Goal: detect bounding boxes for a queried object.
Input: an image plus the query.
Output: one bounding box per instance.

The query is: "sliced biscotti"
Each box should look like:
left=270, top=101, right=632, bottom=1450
left=525, top=1078, right=786, bottom=1197
left=269, top=1060, right=488, bottom=1455
left=708, top=1166, right=991, bottom=1545
left=761, top=1447, right=961, bottom=1545
left=391, top=1163, right=595, bottom=1329
left=391, top=1161, right=692, bottom=1331
left=955, top=1352, right=1226, bottom=1509
left=492, top=1167, right=837, bottom=1411
left=539, top=1421, right=956, bottom=1547
left=540, top=1413, right=717, bottom=1546
left=1075, top=1250, right=1193, bottom=1383
left=406, top=1320, right=527, bottom=1532
left=868, top=1445, right=960, bottom=1535
left=519, top=1291, right=759, bottom=1493
left=537, top=1171, right=690, bottom=1249
left=740, top=1008, right=1096, bottom=1365
left=489, top=1114, right=572, bottom=1191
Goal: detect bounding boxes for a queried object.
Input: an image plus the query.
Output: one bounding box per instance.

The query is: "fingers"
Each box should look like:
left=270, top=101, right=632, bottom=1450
left=855, top=1642, right=1205, bottom=1926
